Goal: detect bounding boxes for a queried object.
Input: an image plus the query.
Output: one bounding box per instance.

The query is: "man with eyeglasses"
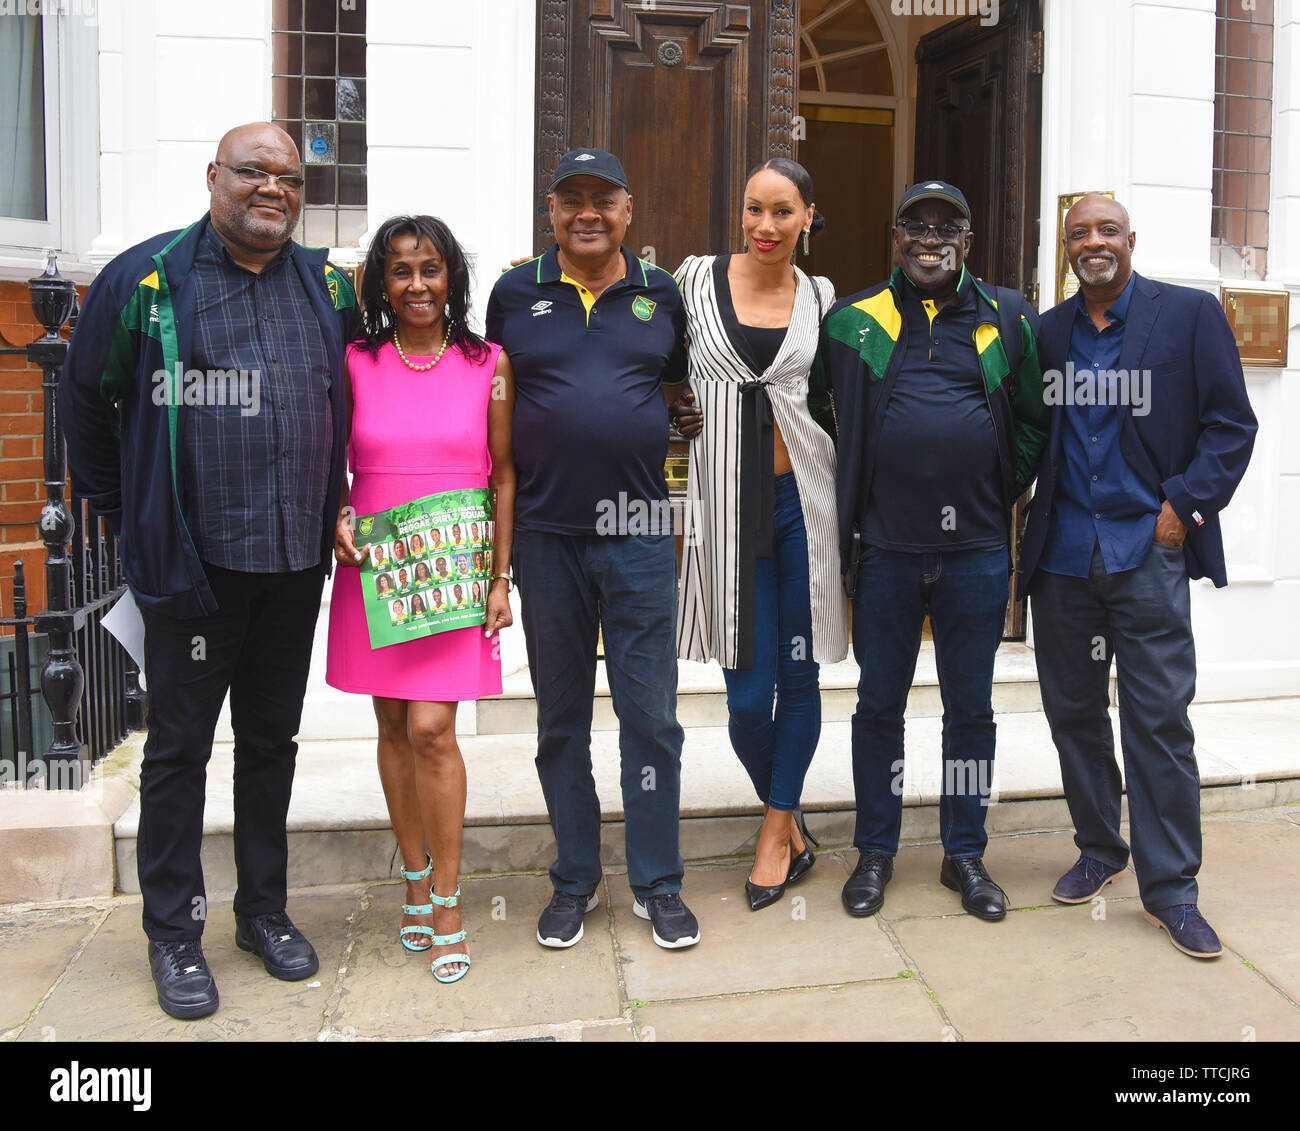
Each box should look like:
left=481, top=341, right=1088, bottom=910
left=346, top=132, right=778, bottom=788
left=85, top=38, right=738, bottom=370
left=821, top=181, right=1048, bottom=921
left=61, top=122, right=356, bottom=1019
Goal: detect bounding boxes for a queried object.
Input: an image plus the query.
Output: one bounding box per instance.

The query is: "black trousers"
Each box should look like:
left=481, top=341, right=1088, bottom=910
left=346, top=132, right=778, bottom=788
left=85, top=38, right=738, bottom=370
left=137, top=563, right=324, bottom=941
left=1030, top=542, right=1201, bottom=911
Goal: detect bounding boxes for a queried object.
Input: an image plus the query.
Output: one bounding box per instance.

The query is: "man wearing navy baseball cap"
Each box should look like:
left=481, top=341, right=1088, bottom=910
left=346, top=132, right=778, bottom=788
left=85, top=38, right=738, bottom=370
left=487, top=148, right=700, bottom=952
left=821, top=181, right=1049, bottom=922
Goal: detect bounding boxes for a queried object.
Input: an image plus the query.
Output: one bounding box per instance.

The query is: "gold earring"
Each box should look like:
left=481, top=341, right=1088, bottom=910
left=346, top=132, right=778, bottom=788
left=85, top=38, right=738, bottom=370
left=802, top=230, right=810, bottom=257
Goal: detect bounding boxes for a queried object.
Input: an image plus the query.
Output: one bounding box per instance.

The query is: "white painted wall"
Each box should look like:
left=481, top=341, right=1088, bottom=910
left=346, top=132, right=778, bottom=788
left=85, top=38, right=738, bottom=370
left=1035, top=0, right=1300, bottom=699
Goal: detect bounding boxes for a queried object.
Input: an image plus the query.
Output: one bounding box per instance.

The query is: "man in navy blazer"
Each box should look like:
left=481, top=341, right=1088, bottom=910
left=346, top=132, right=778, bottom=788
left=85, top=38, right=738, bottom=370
left=1019, top=194, right=1257, bottom=958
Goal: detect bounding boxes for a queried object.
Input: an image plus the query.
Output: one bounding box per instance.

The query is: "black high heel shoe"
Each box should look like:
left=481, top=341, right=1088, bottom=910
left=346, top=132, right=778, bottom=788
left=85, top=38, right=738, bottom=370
left=787, top=808, right=819, bottom=885
left=746, top=841, right=792, bottom=911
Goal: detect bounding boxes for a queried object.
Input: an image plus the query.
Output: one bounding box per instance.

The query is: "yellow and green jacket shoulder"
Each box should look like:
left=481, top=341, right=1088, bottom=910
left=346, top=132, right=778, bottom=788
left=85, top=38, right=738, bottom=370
left=821, top=266, right=1047, bottom=591
left=59, top=214, right=357, bottom=617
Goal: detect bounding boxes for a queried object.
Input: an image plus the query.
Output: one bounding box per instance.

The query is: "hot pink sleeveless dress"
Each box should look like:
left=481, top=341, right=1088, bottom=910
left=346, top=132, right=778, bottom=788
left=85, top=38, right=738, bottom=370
left=326, top=339, right=503, bottom=701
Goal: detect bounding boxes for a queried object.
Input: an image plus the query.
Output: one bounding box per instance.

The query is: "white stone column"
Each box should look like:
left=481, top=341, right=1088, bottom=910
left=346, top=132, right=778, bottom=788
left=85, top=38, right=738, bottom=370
left=365, top=0, right=535, bottom=681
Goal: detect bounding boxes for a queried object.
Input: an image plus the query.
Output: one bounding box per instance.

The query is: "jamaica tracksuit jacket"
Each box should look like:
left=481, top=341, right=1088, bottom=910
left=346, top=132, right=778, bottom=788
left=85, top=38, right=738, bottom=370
left=821, top=267, right=1048, bottom=596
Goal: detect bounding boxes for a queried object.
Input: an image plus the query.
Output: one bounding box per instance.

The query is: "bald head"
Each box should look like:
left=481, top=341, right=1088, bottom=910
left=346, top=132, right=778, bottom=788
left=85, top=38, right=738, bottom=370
left=1063, top=193, right=1136, bottom=294
left=206, top=122, right=303, bottom=266
left=1063, top=193, right=1131, bottom=238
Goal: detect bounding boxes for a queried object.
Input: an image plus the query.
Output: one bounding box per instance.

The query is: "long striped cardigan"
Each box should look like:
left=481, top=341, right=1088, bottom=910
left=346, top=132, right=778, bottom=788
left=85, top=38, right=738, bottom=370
left=674, top=254, right=850, bottom=668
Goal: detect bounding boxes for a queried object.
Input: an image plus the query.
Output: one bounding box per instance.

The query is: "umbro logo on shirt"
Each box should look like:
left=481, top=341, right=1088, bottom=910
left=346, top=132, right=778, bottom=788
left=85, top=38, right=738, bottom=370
left=531, top=301, right=553, bottom=317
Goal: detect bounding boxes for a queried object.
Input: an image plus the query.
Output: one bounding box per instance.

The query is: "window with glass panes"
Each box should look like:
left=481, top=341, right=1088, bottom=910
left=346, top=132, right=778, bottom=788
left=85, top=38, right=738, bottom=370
left=1212, top=0, right=1272, bottom=280
left=272, top=0, right=367, bottom=248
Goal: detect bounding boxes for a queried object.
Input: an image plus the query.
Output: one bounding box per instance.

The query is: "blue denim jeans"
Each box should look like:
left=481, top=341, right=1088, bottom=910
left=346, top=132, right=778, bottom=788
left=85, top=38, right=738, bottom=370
left=513, top=529, right=685, bottom=900
left=851, top=544, right=1010, bottom=858
left=722, top=472, right=821, bottom=811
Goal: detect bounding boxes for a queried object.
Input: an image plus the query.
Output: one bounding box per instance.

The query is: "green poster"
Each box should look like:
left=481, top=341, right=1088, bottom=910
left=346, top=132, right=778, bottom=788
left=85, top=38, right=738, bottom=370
left=356, top=488, right=495, bottom=649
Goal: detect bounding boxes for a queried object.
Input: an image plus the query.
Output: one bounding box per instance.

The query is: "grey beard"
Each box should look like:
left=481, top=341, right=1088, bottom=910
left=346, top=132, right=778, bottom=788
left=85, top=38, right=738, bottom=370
left=1076, top=254, right=1118, bottom=285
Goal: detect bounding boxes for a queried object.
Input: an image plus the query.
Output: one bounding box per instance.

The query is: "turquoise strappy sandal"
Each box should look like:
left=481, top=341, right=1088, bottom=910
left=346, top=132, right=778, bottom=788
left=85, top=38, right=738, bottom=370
left=428, top=886, right=471, bottom=983
left=399, top=854, right=435, bottom=953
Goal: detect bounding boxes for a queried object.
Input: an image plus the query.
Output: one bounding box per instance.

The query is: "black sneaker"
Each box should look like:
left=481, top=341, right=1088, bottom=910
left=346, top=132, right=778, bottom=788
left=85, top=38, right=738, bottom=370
left=148, top=939, right=219, bottom=1020
left=235, top=911, right=320, bottom=980
left=633, top=893, right=701, bottom=949
left=536, top=890, right=599, bottom=948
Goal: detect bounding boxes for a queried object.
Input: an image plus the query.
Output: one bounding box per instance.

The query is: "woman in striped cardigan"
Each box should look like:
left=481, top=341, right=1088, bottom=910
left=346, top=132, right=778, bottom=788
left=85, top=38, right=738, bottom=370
left=674, top=159, right=849, bottom=911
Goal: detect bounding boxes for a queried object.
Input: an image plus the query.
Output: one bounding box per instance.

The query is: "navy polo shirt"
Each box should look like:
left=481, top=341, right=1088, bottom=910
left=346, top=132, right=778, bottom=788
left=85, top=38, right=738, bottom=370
left=1041, top=273, right=1161, bottom=576
left=864, top=268, right=1004, bottom=553
left=485, top=245, right=686, bottom=534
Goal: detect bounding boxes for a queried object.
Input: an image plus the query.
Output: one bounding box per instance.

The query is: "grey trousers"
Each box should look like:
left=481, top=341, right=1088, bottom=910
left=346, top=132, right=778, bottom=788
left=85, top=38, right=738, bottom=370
left=1030, top=542, right=1201, bottom=910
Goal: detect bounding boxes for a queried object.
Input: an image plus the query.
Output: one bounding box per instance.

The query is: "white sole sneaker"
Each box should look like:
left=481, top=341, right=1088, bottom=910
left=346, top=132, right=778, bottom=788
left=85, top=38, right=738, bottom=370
left=536, top=893, right=599, bottom=948
left=633, top=898, right=701, bottom=949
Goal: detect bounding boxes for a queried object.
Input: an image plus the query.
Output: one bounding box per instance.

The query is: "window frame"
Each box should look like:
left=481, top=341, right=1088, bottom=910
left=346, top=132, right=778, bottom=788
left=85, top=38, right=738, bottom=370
left=0, top=14, right=62, bottom=250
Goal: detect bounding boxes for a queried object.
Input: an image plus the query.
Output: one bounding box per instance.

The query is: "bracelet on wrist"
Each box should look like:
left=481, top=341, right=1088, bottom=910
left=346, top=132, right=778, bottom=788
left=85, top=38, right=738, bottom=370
left=491, top=572, right=513, bottom=591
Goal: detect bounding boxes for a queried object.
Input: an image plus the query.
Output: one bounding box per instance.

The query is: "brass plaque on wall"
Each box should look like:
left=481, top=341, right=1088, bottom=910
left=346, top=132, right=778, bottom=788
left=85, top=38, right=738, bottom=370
left=1221, top=289, right=1289, bottom=367
left=1055, top=190, right=1115, bottom=304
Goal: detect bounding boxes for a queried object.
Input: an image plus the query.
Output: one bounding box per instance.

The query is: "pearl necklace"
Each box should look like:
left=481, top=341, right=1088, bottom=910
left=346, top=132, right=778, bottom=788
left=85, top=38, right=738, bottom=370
left=393, top=324, right=452, bottom=371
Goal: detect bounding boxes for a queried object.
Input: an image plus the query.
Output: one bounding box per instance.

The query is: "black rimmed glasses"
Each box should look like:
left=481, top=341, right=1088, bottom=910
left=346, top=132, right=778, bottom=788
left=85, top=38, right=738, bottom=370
left=896, top=220, right=969, bottom=242
left=213, top=161, right=305, bottom=192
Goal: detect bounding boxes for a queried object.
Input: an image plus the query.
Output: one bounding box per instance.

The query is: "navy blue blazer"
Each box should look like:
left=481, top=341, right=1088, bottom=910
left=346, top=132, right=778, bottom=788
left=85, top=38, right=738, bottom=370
left=1019, top=271, right=1257, bottom=594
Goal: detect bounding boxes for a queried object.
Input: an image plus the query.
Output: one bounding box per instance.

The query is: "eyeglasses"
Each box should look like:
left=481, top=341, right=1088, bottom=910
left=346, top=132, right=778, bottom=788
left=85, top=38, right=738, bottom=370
left=896, top=220, right=969, bottom=242
left=214, top=161, right=305, bottom=192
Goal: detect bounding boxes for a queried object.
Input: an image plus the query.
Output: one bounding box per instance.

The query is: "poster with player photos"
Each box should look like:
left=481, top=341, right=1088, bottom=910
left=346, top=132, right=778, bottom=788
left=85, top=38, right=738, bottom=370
left=355, top=487, right=495, bottom=649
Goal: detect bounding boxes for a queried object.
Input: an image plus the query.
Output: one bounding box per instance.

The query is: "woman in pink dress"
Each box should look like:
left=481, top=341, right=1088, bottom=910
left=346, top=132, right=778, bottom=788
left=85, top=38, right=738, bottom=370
left=327, top=215, right=515, bottom=983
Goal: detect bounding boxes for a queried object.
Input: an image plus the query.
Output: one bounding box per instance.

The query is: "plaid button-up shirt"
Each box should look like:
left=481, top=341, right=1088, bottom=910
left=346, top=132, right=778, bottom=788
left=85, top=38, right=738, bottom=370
left=182, top=225, right=334, bottom=572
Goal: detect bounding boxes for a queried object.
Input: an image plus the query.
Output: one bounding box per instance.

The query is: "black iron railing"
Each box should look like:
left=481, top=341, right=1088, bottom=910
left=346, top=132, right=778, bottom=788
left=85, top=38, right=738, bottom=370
left=0, top=253, right=143, bottom=789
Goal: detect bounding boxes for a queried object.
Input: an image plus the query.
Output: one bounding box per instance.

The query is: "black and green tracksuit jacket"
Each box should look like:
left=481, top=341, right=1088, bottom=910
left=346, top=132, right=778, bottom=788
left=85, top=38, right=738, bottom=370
left=821, top=267, right=1048, bottom=596
left=60, top=214, right=357, bottom=618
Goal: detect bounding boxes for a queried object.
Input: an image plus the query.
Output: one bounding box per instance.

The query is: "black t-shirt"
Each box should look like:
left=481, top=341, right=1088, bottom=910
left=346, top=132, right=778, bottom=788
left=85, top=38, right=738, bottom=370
left=486, top=245, right=687, bottom=534
left=863, top=274, right=1005, bottom=552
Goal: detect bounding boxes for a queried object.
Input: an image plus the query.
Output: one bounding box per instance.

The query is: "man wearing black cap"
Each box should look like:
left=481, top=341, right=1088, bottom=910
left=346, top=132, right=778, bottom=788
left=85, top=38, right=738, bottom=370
left=822, top=181, right=1048, bottom=921
left=486, top=148, right=700, bottom=950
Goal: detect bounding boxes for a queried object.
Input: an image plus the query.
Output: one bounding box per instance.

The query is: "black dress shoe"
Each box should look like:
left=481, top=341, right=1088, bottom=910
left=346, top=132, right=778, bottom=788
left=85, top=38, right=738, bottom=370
left=939, top=855, right=1008, bottom=921
left=148, top=940, right=219, bottom=1020
left=842, top=852, right=893, bottom=917
left=235, top=911, right=320, bottom=980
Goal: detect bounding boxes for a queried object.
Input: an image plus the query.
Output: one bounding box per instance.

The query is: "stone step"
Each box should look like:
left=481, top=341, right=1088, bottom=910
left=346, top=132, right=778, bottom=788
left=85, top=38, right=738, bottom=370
left=113, top=698, right=1300, bottom=895
left=475, top=643, right=1053, bottom=735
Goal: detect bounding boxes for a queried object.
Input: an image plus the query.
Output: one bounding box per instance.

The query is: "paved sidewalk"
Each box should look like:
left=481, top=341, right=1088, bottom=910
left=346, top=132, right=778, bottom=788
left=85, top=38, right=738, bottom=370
left=5, top=805, right=1299, bottom=1042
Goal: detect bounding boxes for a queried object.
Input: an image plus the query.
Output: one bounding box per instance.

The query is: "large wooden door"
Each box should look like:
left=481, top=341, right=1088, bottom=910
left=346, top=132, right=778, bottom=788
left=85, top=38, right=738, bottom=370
left=914, top=0, right=1043, bottom=638
left=913, top=0, right=1042, bottom=298
left=533, top=1, right=799, bottom=272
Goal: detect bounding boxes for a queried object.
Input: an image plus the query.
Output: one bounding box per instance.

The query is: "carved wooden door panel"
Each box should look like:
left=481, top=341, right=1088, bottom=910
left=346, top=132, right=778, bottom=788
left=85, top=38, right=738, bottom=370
left=914, top=0, right=1043, bottom=639
left=533, top=1, right=798, bottom=274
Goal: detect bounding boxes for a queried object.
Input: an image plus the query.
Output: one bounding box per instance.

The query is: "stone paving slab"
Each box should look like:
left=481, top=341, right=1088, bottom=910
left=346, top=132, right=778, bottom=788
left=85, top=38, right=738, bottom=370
left=17, top=891, right=357, bottom=1042
left=633, top=978, right=944, bottom=1041
left=892, top=901, right=1300, bottom=1042
left=874, top=828, right=1140, bottom=921
left=1197, top=809, right=1300, bottom=1004
left=610, top=860, right=906, bottom=1002
left=6, top=807, right=1299, bottom=1042
left=323, top=872, right=622, bottom=1039
left=0, top=904, right=107, bottom=1036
